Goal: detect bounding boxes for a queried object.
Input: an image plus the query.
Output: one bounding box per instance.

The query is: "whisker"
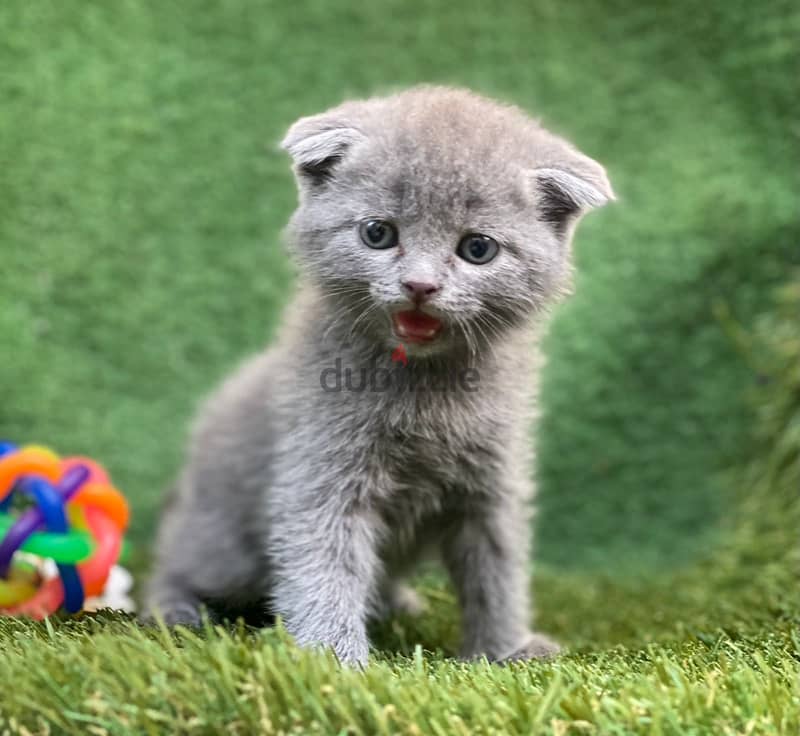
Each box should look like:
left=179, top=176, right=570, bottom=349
left=452, top=313, right=478, bottom=361
left=345, top=301, right=382, bottom=345
left=321, top=294, right=375, bottom=344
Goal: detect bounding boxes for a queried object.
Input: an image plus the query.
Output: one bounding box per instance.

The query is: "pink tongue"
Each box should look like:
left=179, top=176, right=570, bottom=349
left=394, top=310, right=442, bottom=340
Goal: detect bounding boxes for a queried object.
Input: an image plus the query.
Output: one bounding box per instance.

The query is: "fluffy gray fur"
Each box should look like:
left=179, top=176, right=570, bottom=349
left=145, top=86, right=613, bottom=666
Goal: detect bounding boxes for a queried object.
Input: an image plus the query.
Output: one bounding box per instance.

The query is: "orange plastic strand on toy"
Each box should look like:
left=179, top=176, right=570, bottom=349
left=0, top=448, right=62, bottom=503
left=71, top=482, right=130, bottom=532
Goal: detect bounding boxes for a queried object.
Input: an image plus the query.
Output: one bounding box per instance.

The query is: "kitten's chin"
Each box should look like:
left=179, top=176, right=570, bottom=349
left=391, top=338, right=449, bottom=359
left=383, top=327, right=455, bottom=361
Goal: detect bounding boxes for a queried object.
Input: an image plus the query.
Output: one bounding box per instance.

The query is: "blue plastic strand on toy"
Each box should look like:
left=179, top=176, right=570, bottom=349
left=15, top=476, right=85, bottom=613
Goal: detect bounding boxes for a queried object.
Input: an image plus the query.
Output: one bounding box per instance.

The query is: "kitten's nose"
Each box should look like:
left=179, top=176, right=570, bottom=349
left=401, top=280, right=440, bottom=302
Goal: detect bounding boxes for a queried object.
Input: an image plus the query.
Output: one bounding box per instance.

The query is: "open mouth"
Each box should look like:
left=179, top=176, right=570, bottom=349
left=392, top=310, right=443, bottom=344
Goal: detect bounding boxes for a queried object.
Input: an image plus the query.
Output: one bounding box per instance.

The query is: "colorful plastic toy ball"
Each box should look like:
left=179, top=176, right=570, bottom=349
left=0, top=442, right=129, bottom=618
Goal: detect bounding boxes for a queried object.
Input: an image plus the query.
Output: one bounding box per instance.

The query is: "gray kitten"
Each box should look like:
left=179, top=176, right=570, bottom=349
left=146, top=86, right=613, bottom=666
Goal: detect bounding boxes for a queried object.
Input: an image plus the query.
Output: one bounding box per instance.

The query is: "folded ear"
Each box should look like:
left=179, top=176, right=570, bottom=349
left=281, top=114, right=365, bottom=187
left=532, top=153, right=614, bottom=232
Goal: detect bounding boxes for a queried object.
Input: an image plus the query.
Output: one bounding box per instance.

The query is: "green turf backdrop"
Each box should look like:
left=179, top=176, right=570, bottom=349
left=1, top=0, right=797, bottom=576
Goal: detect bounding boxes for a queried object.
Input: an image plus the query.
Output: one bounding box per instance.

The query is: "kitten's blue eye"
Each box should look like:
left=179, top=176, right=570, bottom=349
left=456, top=234, right=498, bottom=264
left=359, top=220, right=398, bottom=249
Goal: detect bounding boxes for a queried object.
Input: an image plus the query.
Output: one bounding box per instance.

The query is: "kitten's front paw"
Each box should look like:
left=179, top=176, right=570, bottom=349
left=498, top=632, right=561, bottom=663
left=292, top=629, right=370, bottom=668
left=333, top=640, right=370, bottom=668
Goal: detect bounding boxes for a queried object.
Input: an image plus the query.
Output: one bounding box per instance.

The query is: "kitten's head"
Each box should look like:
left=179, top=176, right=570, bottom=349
left=282, top=86, right=613, bottom=357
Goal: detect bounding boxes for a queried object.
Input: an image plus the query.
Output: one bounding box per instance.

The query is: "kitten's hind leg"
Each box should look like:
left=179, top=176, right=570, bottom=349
left=143, top=480, right=262, bottom=628
left=143, top=575, right=205, bottom=626
left=498, top=632, right=561, bottom=662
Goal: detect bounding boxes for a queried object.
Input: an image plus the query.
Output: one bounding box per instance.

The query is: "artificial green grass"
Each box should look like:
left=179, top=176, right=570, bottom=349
left=1, top=617, right=798, bottom=735
left=0, top=470, right=797, bottom=735
left=1, top=471, right=798, bottom=735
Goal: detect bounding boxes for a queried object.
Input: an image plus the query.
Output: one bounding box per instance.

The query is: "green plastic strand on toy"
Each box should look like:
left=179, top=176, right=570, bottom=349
left=0, top=515, right=94, bottom=563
